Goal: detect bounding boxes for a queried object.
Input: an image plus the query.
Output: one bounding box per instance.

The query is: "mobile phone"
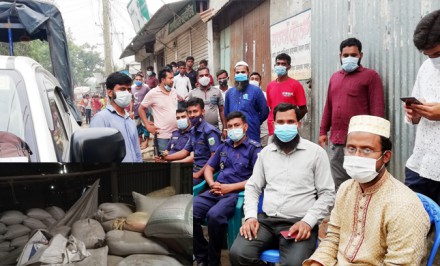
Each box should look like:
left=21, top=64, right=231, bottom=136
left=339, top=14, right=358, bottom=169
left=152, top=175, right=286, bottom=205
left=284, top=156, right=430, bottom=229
left=400, top=97, right=423, bottom=106
left=280, top=230, right=298, bottom=240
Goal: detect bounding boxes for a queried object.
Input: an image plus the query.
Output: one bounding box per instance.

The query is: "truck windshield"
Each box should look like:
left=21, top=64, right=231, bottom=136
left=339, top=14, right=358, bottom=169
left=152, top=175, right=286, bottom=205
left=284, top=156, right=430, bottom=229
left=0, top=72, right=26, bottom=138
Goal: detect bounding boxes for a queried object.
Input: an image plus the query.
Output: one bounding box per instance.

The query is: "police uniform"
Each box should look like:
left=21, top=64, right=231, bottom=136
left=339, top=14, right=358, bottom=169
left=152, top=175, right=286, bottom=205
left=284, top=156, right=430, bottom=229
left=165, top=128, right=191, bottom=155
left=183, top=120, right=221, bottom=186
left=193, top=137, right=262, bottom=266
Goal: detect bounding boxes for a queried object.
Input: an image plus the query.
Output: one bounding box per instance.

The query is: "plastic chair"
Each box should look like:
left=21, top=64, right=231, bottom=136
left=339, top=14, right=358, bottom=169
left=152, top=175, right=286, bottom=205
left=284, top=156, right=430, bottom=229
left=193, top=172, right=244, bottom=249
left=416, top=193, right=440, bottom=266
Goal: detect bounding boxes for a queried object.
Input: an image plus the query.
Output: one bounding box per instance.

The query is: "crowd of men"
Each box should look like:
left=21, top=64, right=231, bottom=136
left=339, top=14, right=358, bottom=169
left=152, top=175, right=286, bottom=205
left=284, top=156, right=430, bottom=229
left=89, top=10, right=440, bottom=266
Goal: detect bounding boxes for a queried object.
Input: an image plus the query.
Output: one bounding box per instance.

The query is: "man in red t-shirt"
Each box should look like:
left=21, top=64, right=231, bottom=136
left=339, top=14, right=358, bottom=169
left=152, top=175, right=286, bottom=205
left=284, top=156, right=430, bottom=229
left=266, top=53, right=307, bottom=140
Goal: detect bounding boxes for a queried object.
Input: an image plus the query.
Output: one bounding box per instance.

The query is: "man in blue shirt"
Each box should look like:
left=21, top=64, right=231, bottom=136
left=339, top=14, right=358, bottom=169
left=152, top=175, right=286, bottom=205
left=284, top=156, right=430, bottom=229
left=193, top=111, right=262, bottom=266
left=224, top=61, right=269, bottom=143
left=162, top=97, right=221, bottom=185
left=91, top=72, right=142, bottom=162
left=161, top=107, right=192, bottom=157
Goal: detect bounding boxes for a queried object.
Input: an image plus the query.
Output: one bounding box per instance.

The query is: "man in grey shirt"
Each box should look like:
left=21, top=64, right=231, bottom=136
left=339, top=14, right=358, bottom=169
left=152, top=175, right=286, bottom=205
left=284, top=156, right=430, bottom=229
left=230, top=103, right=335, bottom=266
left=188, top=67, right=227, bottom=138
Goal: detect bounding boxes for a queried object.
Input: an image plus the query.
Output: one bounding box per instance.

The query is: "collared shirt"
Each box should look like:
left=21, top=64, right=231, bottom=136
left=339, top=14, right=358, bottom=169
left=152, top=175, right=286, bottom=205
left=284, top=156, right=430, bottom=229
left=188, top=86, right=224, bottom=128
left=184, top=120, right=221, bottom=172
left=224, top=84, right=269, bottom=142
left=166, top=128, right=191, bottom=155
left=266, top=77, right=307, bottom=135
left=406, top=59, right=440, bottom=181
left=319, top=65, right=384, bottom=144
left=208, top=137, right=262, bottom=185
left=140, top=86, right=177, bottom=139
left=145, top=76, right=158, bottom=89
left=185, top=69, right=198, bottom=89
left=173, top=74, right=192, bottom=99
left=131, top=84, right=149, bottom=117
left=244, top=138, right=335, bottom=228
left=304, top=171, right=430, bottom=266
left=90, top=105, right=142, bottom=162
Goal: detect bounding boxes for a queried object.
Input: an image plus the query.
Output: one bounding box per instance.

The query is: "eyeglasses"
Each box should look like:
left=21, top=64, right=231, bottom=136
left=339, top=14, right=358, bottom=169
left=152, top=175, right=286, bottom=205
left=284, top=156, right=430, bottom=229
left=344, top=147, right=382, bottom=156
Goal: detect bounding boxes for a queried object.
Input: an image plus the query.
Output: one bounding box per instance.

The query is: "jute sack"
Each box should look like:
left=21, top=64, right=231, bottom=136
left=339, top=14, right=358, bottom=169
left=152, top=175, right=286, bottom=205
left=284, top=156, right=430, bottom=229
left=117, top=254, right=182, bottom=266
left=0, top=241, right=13, bottom=252
left=95, top=203, right=132, bottom=222
left=49, top=225, right=71, bottom=237
left=5, top=224, right=31, bottom=240
left=26, top=208, right=52, bottom=220
left=43, top=217, right=57, bottom=228
left=0, top=223, right=7, bottom=234
left=146, top=186, right=176, bottom=198
left=106, top=230, right=169, bottom=256
left=71, top=219, right=105, bottom=249
left=45, top=206, right=65, bottom=221
left=113, top=212, right=149, bottom=233
left=144, top=194, right=193, bottom=259
left=0, top=211, right=27, bottom=225
left=73, top=246, right=108, bottom=266
left=101, top=220, right=116, bottom=232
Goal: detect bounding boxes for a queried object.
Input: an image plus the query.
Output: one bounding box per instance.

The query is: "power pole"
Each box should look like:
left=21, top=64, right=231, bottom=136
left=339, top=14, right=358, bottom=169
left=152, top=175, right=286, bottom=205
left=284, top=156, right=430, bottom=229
left=102, top=0, right=112, bottom=77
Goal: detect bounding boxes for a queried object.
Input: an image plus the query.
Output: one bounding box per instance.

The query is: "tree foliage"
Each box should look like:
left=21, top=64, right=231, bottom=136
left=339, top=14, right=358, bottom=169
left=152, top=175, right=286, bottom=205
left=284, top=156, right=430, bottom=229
left=0, top=31, right=103, bottom=86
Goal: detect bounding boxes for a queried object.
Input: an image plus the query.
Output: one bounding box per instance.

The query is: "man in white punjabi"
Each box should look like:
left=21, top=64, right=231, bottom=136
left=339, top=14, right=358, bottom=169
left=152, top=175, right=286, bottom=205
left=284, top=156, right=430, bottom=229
left=303, top=115, right=430, bottom=266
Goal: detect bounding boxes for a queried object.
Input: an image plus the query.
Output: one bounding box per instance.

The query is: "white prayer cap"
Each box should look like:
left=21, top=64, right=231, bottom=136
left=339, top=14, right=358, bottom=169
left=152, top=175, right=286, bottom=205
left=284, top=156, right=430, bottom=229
left=235, top=61, right=249, bottom=68
left=348, top=115, right=390, bottom=138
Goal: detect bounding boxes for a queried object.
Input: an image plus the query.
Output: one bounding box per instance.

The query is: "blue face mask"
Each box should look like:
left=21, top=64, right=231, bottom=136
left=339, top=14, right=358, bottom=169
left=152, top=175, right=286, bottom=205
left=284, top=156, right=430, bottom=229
left=177, top=118, right=188, bottom=130
left=190, top=115, right=203, bottom=128
left=134, top=81, right=142, bottom=87
left=341, top=56, right=359, bottom=72
left=228, top=128, right=245, bottom=142
left=165, top=84, right=172, bottom=91
left=235, top=73, right=248, bottom=82
left=274, top=124, right=298, bottom=142
left=274, top=65, right=287, bottom=76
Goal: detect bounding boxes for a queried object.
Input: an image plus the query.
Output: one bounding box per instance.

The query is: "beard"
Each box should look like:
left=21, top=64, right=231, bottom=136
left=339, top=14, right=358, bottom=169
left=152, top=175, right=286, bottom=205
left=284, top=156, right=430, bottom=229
left=273, top=134, right=300, bottom=152
left=235, top=80, right=249, bottom=91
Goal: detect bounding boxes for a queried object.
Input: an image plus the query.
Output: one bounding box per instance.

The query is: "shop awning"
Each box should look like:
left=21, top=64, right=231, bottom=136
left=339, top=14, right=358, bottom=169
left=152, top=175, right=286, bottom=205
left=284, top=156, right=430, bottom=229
left=120, top=0, right=190, bottom=59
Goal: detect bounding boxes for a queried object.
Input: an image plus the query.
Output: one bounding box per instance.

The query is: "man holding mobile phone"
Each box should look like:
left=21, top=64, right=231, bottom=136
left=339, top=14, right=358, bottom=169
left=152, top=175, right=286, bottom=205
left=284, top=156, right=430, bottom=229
left=403, top=10, right=440, bottom=205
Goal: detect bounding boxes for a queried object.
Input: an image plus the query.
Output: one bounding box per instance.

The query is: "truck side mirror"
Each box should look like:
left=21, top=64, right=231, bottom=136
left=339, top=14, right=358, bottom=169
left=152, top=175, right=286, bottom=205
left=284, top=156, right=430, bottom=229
left=70, top=128, right=126, bottom=163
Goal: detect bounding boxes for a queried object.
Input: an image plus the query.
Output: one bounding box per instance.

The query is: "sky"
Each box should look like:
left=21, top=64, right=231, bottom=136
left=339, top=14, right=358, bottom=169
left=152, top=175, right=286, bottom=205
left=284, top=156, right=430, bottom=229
left=54, top=0, right=183, bottom=70
left=54, top=0, right=137, bottom=69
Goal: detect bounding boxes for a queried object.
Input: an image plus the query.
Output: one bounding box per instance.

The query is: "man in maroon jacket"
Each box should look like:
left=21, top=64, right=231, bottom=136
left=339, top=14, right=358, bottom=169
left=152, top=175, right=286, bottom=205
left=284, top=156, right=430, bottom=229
left=319, top=37, right=384, bottom=191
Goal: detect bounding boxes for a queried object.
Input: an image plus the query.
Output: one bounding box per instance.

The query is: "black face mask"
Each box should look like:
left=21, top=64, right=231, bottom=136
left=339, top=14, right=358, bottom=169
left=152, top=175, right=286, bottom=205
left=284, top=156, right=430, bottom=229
left=219, top=79, right=228, bottom=87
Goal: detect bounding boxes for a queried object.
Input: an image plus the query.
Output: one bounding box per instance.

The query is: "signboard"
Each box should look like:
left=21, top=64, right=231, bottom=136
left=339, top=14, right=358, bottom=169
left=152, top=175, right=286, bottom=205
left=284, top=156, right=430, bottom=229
left=270, top=9, right=311, bottom=81
left=127, top=0, right=150, bottom=33
left=168, top=1, right=196, bottom=34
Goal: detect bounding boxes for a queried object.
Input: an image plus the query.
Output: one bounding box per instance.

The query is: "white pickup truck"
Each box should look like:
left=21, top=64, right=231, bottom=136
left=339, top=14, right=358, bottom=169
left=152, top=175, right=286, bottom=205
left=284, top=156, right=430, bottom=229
left=0, top=56, right=125, bottom=162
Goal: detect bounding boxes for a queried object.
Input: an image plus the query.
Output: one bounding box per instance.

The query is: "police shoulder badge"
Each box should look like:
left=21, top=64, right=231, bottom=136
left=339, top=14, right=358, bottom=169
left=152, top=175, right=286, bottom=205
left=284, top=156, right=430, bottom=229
left=208, top=137, right=215, bottom=146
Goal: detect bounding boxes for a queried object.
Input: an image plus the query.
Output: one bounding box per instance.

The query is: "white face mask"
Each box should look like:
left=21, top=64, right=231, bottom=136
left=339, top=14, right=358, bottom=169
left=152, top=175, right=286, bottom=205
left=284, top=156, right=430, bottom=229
left=199, top=76, right=210, bottom=87
left=343, top=155, right=385, bottom=184
left=430, top=57, right=440, bottom=69
left=249, top=80, right=260, bottom=87
left=113, top=90, right=132, bottom=108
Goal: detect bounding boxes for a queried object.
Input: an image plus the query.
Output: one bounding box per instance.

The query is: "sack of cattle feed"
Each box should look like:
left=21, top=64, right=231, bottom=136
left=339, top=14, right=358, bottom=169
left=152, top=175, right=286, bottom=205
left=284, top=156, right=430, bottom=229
left=71, top=219, right=106, bottom=249
left=95, top=203, right=133, bottom=222
left=106, top=230, right=169, bottom=256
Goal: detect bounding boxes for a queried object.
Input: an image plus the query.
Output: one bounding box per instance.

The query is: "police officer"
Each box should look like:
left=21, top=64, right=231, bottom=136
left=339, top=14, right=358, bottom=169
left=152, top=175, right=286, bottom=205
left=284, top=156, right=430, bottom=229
left=193, top=111, right=262, bottom=266
left=162, top=97, right=221, bottom=185
left=157, top=108, right=192, bottom=159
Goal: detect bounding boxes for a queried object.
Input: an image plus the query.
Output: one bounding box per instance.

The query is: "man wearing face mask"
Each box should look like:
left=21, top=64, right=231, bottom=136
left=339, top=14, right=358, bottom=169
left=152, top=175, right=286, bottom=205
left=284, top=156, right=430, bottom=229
left=155, top=108, right=192, bottom=162
left=403, top=10, right=440, bottom=205
left=215, top=69, right=232, bottom=100
left=90, top=72, right=142, bottom=162
left=193, top=111, right=262, bottom=266
left=319, top=38, right=384, bottom=191
left=266, top=53, right=307, bottom=143
left=304, top=115, right=430, bottom=266
left=250, top=72, right=269, bottom=147
left=139, top=68, right=178, bottom=153
left=188, top=67, right=226, bottom=137
left=131, top=73, right=151, bottom=149
left=162, top=97, right=221, bottom=185
left=224, top=61, right=269, bottom=143
left=145, top=66, right=159, bottom=89
left=230, top=103, right=335, bottom=266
